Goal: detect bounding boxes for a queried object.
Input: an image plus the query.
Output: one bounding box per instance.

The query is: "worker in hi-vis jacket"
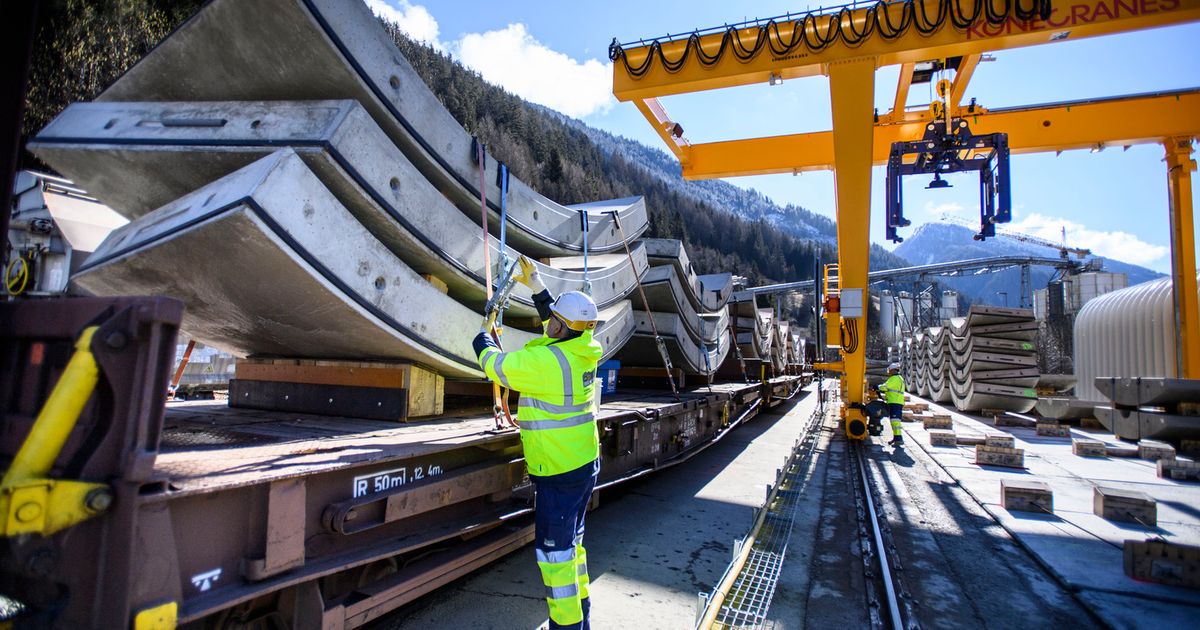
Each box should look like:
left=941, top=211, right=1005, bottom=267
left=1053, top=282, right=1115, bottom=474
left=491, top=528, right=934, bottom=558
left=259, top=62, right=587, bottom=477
left=878, top=363, right=906, bottom=447
left=473, top=255, right=602, bottom=630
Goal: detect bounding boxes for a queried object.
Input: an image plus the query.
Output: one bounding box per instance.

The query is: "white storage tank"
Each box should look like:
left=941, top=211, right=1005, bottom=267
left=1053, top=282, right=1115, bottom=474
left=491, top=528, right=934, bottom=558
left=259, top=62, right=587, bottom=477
left=939, top=290, right=958, bottom=322
left=1074, top=276, right=1198, bottom=404
left=1033, top=287, right=1048, bottom=320
left=880, top=290, right=896, bottom=341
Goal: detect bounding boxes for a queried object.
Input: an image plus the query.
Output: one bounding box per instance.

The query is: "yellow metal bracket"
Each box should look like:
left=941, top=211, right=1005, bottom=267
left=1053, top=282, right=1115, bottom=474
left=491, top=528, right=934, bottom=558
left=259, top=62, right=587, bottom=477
left=1, top=326, right=113, bottom=537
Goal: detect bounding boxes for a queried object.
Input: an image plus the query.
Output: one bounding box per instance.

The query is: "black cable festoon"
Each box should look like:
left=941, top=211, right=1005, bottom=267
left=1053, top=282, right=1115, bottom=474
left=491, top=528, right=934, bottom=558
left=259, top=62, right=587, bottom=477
left=610, top=0, right=1052, bottom=77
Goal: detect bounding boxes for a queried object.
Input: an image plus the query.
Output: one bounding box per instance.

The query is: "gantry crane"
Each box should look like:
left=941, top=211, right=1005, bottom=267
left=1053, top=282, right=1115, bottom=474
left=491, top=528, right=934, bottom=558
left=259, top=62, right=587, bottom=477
left=610, top=0, right=1200, bottom=439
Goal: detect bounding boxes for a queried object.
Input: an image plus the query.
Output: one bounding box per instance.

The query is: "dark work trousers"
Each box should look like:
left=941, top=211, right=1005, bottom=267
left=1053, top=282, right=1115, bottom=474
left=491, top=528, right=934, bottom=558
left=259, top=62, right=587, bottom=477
left=532, top=459, right=599, bottom=630
left=888, top=402, right=904, bottom=437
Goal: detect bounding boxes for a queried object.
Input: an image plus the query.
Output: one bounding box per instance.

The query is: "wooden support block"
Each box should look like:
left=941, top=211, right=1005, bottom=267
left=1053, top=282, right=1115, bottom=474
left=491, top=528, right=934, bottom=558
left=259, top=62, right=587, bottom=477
left=1002, top=479, right=1053, bottom=514
left=1094, top=486, right=1157, bottom=527
left=1036, top=422, right=1071, bottom=437
left=901, top=412, right=915, bottom=422
left=233, top=360, right=444, bottom=419
left=1124, top=540, right=1200, bottom=589
left=975, top=444, right=1025, bottom=468
left=956, top=435, right=987, bottom=446
left=1181, top=439, right=1200, bottom=456
left=986, top=434, right=1016, bottom=448
left=1073, top=438, right=1107, bottom=457
left=928, top=429, right=957, bottom=447
left=923, top=415, right=952, bottom=430
left=1080, top=417, right=1104, bottom=429
left=1158, top=459, right=1200, bottom=481
left=994, top=414, right=1034, bottom=428
left=1106, top=444, right=1139, bottom=458
left=1138, top=440, right=1177, bottom=462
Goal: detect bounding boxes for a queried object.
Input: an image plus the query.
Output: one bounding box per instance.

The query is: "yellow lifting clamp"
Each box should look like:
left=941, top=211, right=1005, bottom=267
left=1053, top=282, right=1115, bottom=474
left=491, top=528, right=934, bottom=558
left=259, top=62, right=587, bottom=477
left=1, top=326, right=112, bottom=537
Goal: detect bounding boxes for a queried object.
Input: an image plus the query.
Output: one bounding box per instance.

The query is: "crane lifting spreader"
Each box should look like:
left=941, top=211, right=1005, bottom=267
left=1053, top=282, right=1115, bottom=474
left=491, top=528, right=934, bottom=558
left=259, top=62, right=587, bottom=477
left=611, top=0, right=1200, bottom=439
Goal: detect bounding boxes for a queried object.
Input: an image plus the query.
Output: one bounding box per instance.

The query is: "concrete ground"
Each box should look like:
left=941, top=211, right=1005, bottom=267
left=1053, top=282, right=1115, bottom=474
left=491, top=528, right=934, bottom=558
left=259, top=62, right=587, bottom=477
left=372, top=384, right=1157, bottom=629
left=373, top=390, right=821, bottom=630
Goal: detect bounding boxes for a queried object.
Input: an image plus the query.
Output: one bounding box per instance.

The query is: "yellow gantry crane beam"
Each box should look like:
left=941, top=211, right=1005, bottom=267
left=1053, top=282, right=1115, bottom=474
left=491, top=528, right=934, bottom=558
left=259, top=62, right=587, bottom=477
left=612, top=0, right=1200, bottom=439
left=680, top=89, right=1200, bottom=178
left=612, top=0, right=1200, bottom=101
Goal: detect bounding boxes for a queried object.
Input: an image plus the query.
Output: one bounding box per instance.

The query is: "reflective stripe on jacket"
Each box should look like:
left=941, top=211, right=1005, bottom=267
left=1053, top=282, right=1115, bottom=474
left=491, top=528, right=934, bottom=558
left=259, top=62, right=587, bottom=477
left=479, top=330, right=603, bottom=476
left=879, top=374, right=906, bottom=405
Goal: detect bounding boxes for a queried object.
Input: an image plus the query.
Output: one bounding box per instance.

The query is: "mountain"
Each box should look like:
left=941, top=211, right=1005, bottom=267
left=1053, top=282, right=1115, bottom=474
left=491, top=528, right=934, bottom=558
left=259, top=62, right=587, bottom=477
left=892, top=222, right=1165, bottom=306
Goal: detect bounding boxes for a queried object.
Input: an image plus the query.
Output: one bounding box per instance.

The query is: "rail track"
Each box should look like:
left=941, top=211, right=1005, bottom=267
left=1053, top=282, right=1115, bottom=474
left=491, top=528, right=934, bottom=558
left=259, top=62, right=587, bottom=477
left=850, top=439, right=918, bottom=630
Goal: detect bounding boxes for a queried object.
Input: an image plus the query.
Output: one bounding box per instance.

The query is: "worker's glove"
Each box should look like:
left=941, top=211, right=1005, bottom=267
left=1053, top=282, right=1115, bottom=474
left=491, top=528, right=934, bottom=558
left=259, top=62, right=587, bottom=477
left=512, top=255, right=545, bottom=293
left=480, top=309, right=499, bottom=334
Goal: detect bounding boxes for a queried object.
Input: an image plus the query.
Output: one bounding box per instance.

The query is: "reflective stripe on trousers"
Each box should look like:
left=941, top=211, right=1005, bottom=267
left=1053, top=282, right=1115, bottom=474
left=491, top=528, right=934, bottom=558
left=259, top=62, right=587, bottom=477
left=535, top=464, right=597, bottom=630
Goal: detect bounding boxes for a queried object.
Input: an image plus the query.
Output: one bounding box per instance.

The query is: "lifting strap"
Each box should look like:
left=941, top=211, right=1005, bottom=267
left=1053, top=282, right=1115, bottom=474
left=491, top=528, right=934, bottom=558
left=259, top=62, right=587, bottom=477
left=475, top=140, right=515, bottom=430
left=608, top=211, right=680, bottom=401
left=729, top=314, right=749, bottom=383
left=579, top=210, right=592, bottom=295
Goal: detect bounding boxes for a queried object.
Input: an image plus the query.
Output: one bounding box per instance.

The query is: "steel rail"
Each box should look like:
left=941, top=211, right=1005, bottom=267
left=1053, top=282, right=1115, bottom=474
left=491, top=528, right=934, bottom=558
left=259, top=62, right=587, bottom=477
left=853, top=441, right=906, bottom=630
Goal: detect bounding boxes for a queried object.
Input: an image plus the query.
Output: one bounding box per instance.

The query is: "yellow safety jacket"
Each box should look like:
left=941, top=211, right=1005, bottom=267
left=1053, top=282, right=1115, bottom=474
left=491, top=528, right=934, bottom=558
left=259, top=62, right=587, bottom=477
left=879, top=374, right=906, bottom=405
left=479, top=331, right=603, bottom=477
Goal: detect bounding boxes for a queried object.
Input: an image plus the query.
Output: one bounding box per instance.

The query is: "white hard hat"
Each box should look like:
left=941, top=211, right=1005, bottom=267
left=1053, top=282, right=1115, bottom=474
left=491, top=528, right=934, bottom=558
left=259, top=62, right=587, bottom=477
left=888, top=362, right=901, bottom=372
left=550, top=291, right=599, bottom=331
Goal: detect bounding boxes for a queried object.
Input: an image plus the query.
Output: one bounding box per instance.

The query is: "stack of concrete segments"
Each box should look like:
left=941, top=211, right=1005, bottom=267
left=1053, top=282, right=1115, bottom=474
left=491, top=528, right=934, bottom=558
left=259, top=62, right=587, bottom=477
left=925, top=326, right=952, bottom=403
left=910, top=331, right=929, bottom=396
left=84, top=0, right=648, bottom=257
left=33, top=0, right=757, bottom=381
left=32, top=100, right=648, bottom=318
left=69, top=150, right=636, bottom=378
left=1093, top=377, right=1200, bottom=440
left=900, top=335, right=920, bottom=394
left=728, top=292, right=768, bottom=362
left=614, top=243, right=732, bottom=376
left=945, top=306, right=1040, bottom=412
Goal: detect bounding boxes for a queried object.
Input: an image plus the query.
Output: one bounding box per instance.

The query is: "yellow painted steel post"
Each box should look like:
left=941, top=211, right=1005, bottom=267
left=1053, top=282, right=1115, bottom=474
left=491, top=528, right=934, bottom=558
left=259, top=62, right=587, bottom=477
left=828, top=57, right=875, bottom=440
left=1164, top=137, right=1200, bottom=379
left=2, top=327, right=99, bottom=485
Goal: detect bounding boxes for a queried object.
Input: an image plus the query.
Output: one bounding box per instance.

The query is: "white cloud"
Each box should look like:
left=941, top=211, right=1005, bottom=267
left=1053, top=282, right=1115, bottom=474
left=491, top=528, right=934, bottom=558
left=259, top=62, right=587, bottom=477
left=365, top=0, right=442, bottom=49
left=1007, top=212, right=1169, bottom=268
left=456, top=24, right=615, bottom=118
left=922, top=200, right=969, bottom=220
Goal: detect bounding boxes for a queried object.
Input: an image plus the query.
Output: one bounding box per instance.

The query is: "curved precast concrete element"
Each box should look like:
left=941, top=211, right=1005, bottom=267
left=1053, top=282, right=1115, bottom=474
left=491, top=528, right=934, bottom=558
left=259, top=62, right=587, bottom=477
left=947, top=306, right=1038, bottom=335
left=641, top=239, right=731, bottom=312
left=928, top=369, right=952, bottom=403
left=949, top=350, right=1039, bottom=372
left=92, top=0, right=646, bottom=255
left=949, top=334, right=1038, bottom=356
left=949, top=365, right=1041, bottom=388
left=71, top=151, right=634, bottom=378
left=949, top=381, right=1038, bottom=413
left=31, top=100, right=649, bottom=317
left=1034, top=397, right=1094, bottom=420
left=1093, top=406, right=1200, bottom=441
left=617, top=311, right=731, bottom=376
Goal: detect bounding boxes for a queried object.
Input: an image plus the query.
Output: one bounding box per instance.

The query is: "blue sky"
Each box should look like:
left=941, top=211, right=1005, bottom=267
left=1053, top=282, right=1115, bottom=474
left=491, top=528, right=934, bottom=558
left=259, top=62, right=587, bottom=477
left=370, top=1, right=1200, bottom=273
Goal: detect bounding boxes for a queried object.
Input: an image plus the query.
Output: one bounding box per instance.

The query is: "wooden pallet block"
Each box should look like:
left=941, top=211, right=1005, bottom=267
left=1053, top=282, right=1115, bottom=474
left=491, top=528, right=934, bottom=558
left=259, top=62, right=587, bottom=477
left=928, top=429, right=957, bottom=447
left=234, top=359, right=444, bottom=419
left=994, top=414, right=1035, bottom=428
left=1124, top=540, right=1200, bottom=589
left=1073, top=438, right=1107, bottom=457
left=1138, top=440, right=1177, bottom=462
left=1002, top=479, right=1053, bottom=514
left=1079, top=417, right=1104, bottom=429
left=1094, top=486, right=1157, bottom=527
left=1158, top=459, right=1200, bottom=481
left=975, top=444, right=1025, bottom=468
left=1106, top=444, right=1139, bottom=458
left=985, top=434, right=1016, bottom=448
left=923, top=415, right=952, bottom=430
left=956, top=435, right=987, bottom=446
left=1036, top=422, right=1071, bottom=437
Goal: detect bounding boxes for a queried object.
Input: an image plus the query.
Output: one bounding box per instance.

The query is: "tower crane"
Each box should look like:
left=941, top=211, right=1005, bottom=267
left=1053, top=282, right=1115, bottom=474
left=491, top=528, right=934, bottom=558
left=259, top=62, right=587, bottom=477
left=940, top=213, right=1092, bottom=259
left=611, top=0, right=1200, bottom=440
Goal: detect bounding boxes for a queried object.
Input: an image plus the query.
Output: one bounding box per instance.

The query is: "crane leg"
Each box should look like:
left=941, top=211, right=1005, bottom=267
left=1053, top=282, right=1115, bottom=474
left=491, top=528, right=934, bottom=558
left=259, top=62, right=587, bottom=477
left=1165, top=137, right=1199, bottom=379
left=829, top=57, right=876, bottom=440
